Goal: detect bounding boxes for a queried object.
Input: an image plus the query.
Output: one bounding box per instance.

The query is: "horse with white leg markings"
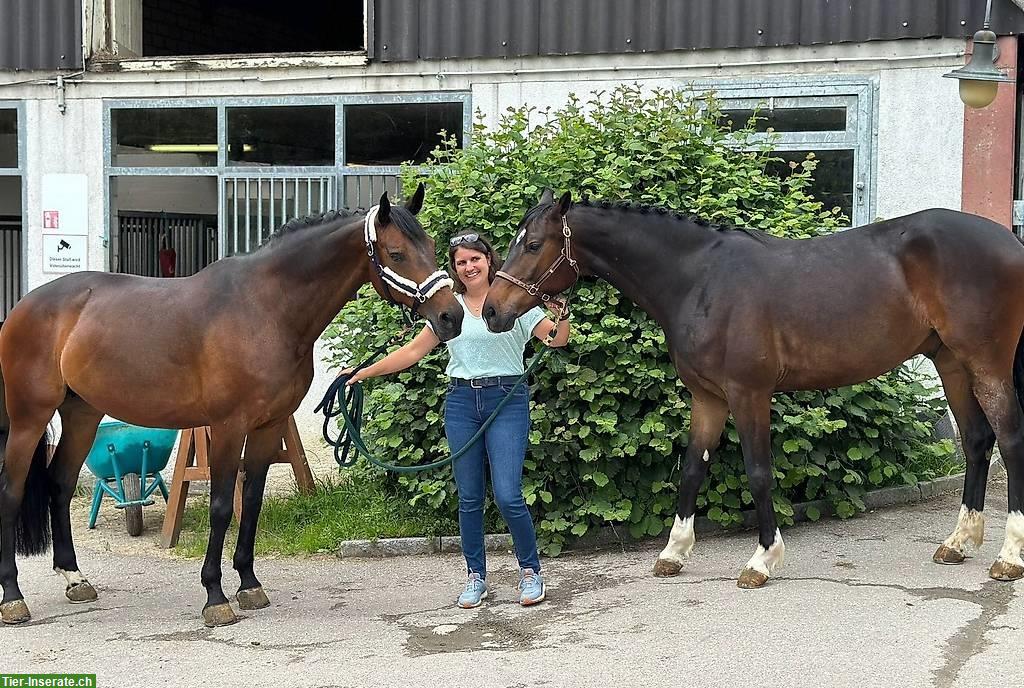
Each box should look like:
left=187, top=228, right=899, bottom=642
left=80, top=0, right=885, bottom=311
left=484, top=190, right=1024, bottom=588
left=0, top=185, right=463, bottom=626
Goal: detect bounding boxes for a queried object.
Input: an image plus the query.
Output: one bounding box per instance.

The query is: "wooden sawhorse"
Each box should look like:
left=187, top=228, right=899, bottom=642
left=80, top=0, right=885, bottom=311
left=159, top=417, right=315, bottom=548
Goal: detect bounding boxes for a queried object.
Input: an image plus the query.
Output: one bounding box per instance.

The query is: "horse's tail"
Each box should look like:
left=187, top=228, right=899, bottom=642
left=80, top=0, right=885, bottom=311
left=1015, top=325, right=1024, bottom=421
left=0, top=347, right=53, bottom=557
left=1010, top=232, right=1024, bottom=416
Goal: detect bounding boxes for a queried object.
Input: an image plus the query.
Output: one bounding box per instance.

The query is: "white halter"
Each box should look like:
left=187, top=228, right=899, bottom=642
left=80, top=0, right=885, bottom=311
left=363, top=205, right=454, bottom=303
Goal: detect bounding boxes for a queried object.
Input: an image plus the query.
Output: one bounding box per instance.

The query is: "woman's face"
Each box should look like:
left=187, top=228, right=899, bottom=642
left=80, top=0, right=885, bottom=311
left=452, top=247, right=490, bottom=291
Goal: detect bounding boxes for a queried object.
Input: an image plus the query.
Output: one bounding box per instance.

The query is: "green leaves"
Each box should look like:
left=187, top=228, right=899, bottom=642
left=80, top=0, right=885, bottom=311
left=322, top=86, right=960, bottom=553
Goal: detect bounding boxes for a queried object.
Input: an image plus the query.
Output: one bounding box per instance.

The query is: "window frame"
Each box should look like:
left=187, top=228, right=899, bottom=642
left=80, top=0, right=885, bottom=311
left=103, top=93, right=473, bottom=265
left=686, top=77, right=878, bottom=227
left=0, top=101, right=26, bottom=311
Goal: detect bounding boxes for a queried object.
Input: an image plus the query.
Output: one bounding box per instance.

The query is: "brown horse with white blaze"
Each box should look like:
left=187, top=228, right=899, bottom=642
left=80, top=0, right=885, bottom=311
left=0, top=184, right=463, bottom=626
left=484, top=190, right=1024, bottom=588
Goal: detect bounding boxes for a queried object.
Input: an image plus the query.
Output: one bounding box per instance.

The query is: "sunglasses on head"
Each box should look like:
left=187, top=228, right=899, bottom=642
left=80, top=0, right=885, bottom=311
left=449, top=233, right=480, bottom=247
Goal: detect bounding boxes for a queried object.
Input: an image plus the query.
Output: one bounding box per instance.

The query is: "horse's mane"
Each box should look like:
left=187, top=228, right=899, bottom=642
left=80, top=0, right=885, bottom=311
left=264, top=205, right=428, bottom=246
left=271, top=208, right=361, bottom=241
left=573, top=197, right=768, bottom=243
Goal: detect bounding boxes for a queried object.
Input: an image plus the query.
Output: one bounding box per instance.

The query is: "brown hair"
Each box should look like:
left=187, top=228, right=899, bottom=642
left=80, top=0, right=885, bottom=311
left=447, top=234, right=504, bottom=294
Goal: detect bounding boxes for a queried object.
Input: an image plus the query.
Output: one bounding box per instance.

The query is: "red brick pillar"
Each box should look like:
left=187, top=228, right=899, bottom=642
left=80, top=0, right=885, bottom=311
left=961, top=35, right=1018, bottom=229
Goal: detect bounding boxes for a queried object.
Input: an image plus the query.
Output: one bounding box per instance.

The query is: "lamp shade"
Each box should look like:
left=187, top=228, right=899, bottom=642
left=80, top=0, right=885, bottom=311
left=958, top=79, right=999, bottom=108
left=943, top=29, right=1013, bottom=108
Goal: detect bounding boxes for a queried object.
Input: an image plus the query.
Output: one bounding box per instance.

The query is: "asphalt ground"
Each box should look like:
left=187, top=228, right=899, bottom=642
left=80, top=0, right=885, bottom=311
left=2, top=482, right=1021, bottom=688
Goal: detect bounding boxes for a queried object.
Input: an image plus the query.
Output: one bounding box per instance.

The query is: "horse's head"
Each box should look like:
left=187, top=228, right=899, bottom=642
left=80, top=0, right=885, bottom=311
left=366, top=184, right=463, bottom=341
left=484, top=189, right=579, bottom=333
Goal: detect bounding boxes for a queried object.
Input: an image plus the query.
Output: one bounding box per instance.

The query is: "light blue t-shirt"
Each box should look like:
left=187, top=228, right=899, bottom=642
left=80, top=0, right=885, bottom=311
left=430, top=295, right=545, bottom=379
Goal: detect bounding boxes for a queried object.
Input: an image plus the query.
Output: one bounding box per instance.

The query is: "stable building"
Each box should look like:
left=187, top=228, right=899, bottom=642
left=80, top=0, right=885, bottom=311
left=2, top=0, right=1023, bottom=450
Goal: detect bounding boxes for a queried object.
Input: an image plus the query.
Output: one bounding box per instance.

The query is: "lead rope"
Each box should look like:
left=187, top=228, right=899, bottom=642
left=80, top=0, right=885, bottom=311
left=315, top=348, right=551, bottom=473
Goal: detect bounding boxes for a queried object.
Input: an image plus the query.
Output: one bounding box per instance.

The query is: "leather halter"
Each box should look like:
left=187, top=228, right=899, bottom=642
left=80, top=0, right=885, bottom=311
left=495, top=214, right=579, bottom=307
left=363, top=205, right=454, bottom=321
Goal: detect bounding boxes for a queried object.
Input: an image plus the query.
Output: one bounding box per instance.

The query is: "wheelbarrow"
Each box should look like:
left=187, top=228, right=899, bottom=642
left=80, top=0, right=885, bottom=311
left=84, top=420, right=178, bottom=536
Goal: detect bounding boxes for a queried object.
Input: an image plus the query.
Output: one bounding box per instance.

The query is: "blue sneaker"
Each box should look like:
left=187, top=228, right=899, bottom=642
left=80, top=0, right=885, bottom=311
left=457, top=573, right=488, bottom=608
left=517, top=568, right=545, bottom=606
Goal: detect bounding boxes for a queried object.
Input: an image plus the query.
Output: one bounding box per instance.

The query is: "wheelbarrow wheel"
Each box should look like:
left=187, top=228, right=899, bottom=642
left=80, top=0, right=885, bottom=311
left=122, top=473, right=144, bottom=536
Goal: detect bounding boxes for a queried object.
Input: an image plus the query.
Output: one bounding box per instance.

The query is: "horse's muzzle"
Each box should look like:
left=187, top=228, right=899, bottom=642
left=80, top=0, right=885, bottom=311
left=483, top=306, right=515, bottom=334
left=432, top=307, right=464, bottom=342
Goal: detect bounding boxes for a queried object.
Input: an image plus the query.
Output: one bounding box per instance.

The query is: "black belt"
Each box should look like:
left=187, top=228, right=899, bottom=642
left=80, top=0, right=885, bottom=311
left=452, top=376, right=522, bottom=389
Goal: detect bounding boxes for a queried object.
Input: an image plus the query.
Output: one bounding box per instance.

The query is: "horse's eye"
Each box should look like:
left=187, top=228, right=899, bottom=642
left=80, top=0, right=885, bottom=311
left=388, top=252, right=404, bottom=262
left=526, top=242, right=542, bottom=252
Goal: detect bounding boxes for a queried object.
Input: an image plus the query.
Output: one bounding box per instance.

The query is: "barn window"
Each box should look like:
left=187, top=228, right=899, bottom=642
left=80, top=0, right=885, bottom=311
left=0, top=109, right=16, bottom=168
left=344, top=102, right=466, bottom=166
left=699, top=79, right=876, bottom=227
left=111, top=108, right=218, bottom=167
left=104, top=94, right=471, bottom=273
left=226, top=106, right=336, bottom=167
left=0, top=105, right=23, bottom=320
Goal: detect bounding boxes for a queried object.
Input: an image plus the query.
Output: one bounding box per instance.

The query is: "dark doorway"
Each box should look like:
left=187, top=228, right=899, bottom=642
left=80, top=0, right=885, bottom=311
left=142, top=0, right=364, bottom=57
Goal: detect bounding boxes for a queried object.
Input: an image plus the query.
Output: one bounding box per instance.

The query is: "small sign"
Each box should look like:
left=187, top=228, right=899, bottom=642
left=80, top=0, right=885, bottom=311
left=41, top=174, right=88, bottom=236
left=43, top=234, right=87, bottom=274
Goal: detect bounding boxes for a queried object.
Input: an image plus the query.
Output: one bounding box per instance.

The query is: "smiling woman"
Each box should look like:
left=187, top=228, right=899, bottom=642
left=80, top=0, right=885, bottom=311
left=340, top=230, right=569, bottom=609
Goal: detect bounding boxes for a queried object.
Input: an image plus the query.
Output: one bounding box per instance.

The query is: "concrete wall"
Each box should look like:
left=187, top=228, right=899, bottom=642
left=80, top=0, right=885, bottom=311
left=0, top=37, right=970, bottom=466
left=22, top=98, right=108, bottom=286
left=875, top=65, right=965, bottom=221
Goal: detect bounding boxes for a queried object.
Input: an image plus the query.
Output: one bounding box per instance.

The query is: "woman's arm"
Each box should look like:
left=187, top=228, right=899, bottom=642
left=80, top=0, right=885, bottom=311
left=343, top=326, right=441, bottom=384
left=531, top=313, right=571, bottom=348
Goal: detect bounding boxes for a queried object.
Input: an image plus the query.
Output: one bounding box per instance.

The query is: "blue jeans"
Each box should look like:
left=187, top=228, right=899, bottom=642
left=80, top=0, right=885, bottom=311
left=445, top=382, right=540, bottom=579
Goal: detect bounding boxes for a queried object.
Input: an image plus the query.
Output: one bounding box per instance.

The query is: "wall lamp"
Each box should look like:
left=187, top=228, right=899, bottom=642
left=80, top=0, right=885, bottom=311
left=943, top=0, right=1013, bottom=108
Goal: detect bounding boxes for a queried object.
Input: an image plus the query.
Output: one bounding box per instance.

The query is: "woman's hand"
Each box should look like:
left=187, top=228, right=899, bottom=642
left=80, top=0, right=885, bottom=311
left=544, top=298, right=569, bottom=322
left=338, top=367, right=370, bottom=386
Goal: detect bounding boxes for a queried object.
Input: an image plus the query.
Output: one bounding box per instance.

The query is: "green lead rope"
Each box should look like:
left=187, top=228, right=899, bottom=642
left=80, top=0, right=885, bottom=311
left=316, top=348, right=550, bottom=474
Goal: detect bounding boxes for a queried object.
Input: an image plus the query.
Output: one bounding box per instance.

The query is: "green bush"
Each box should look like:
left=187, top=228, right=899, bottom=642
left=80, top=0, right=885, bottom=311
left=324, top=86, right=957, bottom=555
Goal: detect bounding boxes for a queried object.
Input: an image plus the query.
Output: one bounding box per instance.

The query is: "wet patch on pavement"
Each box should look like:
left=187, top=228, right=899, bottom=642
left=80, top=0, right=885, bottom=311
left=384, top=558, right=640, bottom=656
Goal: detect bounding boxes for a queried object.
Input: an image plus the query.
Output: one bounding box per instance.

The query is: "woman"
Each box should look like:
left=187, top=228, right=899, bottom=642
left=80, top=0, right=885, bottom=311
left=344, top=232, right=570, bottom=608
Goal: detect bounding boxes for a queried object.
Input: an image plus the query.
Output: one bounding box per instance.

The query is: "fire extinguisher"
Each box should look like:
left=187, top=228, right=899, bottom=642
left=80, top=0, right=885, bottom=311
left=158, top=233, right=176, bottom=278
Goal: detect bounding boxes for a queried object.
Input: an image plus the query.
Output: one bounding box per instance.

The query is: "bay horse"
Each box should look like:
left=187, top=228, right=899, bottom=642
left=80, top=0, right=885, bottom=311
left=0, top=184, right=463, bottom=626
left=483, top=190, right=1024, bottom=588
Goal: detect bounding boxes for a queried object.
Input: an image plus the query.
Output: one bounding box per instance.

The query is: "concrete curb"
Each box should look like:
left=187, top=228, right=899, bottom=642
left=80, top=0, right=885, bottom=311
left=335, top=473, right=966, bottom=559
left=337, top=533, right=513, bottom=559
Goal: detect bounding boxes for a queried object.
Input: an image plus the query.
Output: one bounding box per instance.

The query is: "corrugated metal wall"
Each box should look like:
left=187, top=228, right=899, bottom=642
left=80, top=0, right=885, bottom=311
left=0, top=0, right=82, bottom=70
left=3, top=1, right=1023, bottom=71
left=375, top=0, right=1024, bottom=63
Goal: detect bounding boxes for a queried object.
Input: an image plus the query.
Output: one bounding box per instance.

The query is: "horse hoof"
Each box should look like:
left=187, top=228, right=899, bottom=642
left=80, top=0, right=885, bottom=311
left=236, top=587, right=270, bottom=610
left=1, top=600, right=31, bottom=625
left=653, top=558, right=682, bottom=577
left=989, top=560, right=1024, bottom=581
left=65, top=582, right=98, bottom=603
left=202, top=603, right=239, bottom=627
left=933, top=545, right=966, bottom=565
left=737, top=568, right=769, bottom=589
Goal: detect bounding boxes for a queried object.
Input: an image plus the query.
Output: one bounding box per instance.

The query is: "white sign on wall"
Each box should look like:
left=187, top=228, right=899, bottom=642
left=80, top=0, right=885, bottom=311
left=41, top=173, right=89, bottom=236
left=42, top=235, right=87, bottom=274
left=41, top=173, right=89, bottom=273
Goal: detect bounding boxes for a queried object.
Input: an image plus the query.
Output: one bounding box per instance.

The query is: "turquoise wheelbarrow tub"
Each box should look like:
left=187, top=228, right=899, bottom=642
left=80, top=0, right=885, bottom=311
left=84, top=420, right=178, bottom=536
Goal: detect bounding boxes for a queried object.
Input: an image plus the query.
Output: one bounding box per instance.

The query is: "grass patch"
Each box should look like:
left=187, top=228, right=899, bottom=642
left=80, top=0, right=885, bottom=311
left=173, top=438, right=968, bottom=559
left=174, top=470, right=465, bottom=558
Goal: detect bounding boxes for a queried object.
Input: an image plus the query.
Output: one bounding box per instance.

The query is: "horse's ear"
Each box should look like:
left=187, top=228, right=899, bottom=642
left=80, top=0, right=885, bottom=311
left=404, top=182, right=425, bottom=215
left=377, top=191, right=392, bottom=226
left=539, top=188, right=554, bottom=205
left=555, top=191, right=572, bottom=216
